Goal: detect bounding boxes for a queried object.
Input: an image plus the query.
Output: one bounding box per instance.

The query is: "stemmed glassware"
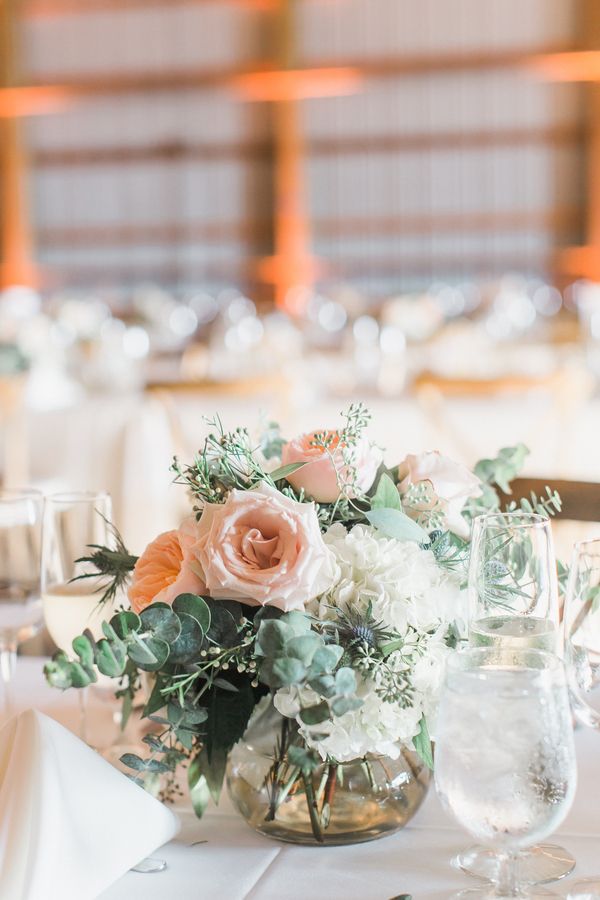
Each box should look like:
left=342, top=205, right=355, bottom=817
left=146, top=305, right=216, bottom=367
left=459, top=511, right=574, bottom=884
left=41, top=491, right=117, bottom=742
left=0, top=489, right=44, bottom=719
left=563, top=537, right=600, bottom=897
left=435, top=647, right=577, bottom=900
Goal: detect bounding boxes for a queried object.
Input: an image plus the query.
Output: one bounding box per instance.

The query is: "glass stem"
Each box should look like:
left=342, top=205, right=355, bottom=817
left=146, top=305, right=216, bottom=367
left=0, top=643, right=17, bottom=720
left=495, top=851, right=520, bottom=898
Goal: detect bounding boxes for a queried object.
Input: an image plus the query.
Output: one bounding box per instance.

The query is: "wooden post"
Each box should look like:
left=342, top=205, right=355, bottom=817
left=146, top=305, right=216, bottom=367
left=0, top=0, right=37, bottom=289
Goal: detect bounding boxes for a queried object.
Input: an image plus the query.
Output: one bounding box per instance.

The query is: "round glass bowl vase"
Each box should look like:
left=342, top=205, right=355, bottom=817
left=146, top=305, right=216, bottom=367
left=226, top=702, right=430, bottom=846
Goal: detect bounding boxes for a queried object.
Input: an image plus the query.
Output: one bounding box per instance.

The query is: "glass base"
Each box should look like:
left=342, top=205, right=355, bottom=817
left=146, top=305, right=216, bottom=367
left=451, top=889, right=560, bottom=899
left=566, top=879, right=600, bottom=899
left=453, top=845, right=576, bottom=885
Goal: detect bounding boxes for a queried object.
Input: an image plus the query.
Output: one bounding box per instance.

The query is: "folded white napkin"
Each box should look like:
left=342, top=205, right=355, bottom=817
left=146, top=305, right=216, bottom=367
left=0, top=709, right=180, bottom=900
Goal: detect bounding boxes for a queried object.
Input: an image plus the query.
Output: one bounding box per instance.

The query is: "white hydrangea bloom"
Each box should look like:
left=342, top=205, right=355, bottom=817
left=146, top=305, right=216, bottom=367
left=278, top=523, right=465, bottom=762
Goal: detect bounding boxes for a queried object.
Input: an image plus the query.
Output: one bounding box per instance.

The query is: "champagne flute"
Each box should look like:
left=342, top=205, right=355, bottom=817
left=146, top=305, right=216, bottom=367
left=459, top=511, right=573, bottom=884
left=468, top=512, right=559, bottom=652
left=435, top=647, right=577, bottom=900
left=563, top=537, right=600, bottom=897
left=42, top=491, right=116, bottom=742
left=0, top=489, right=44, bottom=718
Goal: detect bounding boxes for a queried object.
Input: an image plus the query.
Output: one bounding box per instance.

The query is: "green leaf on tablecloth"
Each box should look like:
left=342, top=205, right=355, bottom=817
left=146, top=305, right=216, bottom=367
left=140, top=603, right=181, bottom=644
left=413, top=715, right=434, bottom=770
left=371, top=472, right=402, bottom=511
left=173, top=594, right=211, bottom=634
left=366, top=507, right=429, bottom=543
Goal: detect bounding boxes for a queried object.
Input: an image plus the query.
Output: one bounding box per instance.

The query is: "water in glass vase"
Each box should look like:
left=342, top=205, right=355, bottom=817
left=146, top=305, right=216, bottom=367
left=469, top=615, right=557, bottom=652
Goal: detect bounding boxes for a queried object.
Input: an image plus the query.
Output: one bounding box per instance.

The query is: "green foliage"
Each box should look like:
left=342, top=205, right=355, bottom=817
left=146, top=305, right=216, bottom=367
left=366, top=507, right=429, bottom=543
left=371, top=472, right=402, bottom=511
left=256, top=611, right=362, bottom=728
left=474, top=443, right=529, bottom=493
left=413, top=715, right=433, bottom=769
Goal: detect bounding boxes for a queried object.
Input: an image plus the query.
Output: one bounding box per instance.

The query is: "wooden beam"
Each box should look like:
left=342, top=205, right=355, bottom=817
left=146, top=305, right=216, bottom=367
left=0, top=45, right=581, bottom=116
left=0, top=0, right=37, bottom=288
left=35, top=208, right=581, bottom=249
left=31, top=125, right=584, bottom=168
left=25, top=0, right=273, bottom=15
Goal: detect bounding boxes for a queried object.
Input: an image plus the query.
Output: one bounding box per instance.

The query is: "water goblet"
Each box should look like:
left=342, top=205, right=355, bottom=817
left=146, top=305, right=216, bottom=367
left=0, top=489, right=44, bottom=718
left=435, top=647, right=577, bottom=899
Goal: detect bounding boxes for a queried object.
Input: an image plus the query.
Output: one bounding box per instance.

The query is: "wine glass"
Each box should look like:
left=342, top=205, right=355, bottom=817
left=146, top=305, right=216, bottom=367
left=460, top=511, right=573, bottom=884
left=435, top=647, right=577, bottom=900
left=42, top=491, right=117, bottom=742
left=563, top=537, right=600, bottom=896
left=0, top=488, right=44, bottom=718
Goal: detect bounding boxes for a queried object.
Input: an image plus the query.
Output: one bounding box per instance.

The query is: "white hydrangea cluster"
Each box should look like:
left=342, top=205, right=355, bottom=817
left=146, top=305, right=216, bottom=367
left=275, top=523, right=465, bottom=762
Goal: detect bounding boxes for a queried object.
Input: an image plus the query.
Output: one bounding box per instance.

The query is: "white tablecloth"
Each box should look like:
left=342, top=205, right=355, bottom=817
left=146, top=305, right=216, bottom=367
left=11, top=658, right=600, bottom=900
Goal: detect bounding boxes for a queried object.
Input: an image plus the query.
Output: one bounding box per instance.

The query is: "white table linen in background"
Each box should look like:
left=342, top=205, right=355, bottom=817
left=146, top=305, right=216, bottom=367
left=11, top=658, right=600, bottom=900
left=25, top=389, right=600, bottom=554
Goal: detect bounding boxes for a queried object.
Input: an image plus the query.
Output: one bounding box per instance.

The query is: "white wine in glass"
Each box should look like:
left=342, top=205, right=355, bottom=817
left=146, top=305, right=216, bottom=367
left=0, top=489, right=44, bottom=717
left=42, top=491, right=116, bottom=741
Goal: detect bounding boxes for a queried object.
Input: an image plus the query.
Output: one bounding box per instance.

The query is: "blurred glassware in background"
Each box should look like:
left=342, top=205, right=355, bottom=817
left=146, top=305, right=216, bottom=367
left=42, top=491, right=117, bottom=743
left=575, top=281, right=600, bottom=381
left=0, top=489, right=44, bottom=720
left=562, top=537, right=600, bottom=898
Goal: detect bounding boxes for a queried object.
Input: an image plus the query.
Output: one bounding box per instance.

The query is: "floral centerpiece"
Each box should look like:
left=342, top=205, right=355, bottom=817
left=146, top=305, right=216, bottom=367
left=45, top=404, right=561, bottom=845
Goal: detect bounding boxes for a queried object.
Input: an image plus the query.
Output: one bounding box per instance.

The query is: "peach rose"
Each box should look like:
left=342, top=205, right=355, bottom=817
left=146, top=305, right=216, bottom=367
left=397, top=451, right=482, bottom=539
left=281, top=431, right=380, bottom=503
left=192, top=483, right=334, bottom=611
left=128, top=518, right=205, bottom=614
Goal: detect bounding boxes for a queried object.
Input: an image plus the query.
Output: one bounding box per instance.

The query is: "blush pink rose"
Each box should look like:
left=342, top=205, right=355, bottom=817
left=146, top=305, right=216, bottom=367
left=281, top=431, right=380, bottom=503
left=397, top=451, right=482, bottom=539
left=192, top=483, right=334, bottom=611
left=128, top=517, right=205, bottom=614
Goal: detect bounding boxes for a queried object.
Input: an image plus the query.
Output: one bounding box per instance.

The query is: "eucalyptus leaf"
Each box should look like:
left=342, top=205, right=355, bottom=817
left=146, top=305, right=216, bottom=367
left=110, top=610, right=141, bottom=640
left=120, top=752, right=146, bottom=772
left=128, top=634, right=170, bottom=671
left=72, top=634, right=94, bottom=670
left=270, top=461, right=307, bottom=481
left=371, top=472, right=402, bottom=511
left=366, top=507, right=429, bottom=543
left=331, top=696, right=362, bottom=717
left=168, top=611, right=204, bottom=664
left=140, top=603, right=181, bottom=644
left=334, top=666, right=356, bottom=696
left=95, top=637, right=127, bottom=677
left=286, top=633, right=321, bottom=666
left=272, top=657, right=306, bottom=686
left=300, top=701, right=331, bottom=725
left=173, top=594, right=211, bottom=634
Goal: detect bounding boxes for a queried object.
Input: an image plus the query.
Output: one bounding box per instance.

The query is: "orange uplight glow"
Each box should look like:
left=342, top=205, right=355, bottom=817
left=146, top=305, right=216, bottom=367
left=230, top=67, right=363, bottom=101
left=558, top=245, right=600, bottom=280
left=0, top=85, right=75, bottom=118
left=528, top=50, right=600, bottom=82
